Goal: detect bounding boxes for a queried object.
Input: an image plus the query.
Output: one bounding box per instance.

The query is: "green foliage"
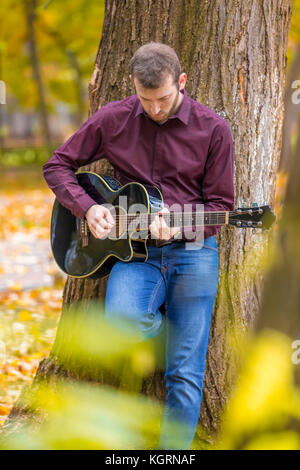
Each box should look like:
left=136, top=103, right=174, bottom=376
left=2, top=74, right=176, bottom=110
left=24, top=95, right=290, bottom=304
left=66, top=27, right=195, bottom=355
left=0, top=146, right=56, bottom=167
left=291, top=0, right=300, bottom=41
left=287, top=0, right=300, bottom=67
left=1, top=381, right=164, bottom=450
left=0, top=0, right=105, bottom=114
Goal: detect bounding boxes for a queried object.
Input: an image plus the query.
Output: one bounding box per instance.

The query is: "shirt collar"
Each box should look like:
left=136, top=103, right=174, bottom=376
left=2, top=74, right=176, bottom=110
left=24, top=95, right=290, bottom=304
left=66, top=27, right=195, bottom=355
left=134, top=88, right=191, bottom=126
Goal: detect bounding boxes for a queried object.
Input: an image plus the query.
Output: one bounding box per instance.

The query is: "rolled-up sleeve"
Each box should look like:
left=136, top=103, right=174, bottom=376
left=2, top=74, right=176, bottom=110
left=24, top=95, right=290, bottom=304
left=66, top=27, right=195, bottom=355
left=43, top=109, right=108, bottom=219
left=201, top=121, right=235, bottom=239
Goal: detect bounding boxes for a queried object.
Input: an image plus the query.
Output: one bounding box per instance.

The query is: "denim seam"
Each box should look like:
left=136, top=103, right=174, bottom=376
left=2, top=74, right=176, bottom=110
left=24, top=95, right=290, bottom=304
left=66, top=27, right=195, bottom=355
left=164, top=251, right=175, bottom=319
left=147, top=276, right=165, bottom=314
left=203, top=246, right=218, bottom=252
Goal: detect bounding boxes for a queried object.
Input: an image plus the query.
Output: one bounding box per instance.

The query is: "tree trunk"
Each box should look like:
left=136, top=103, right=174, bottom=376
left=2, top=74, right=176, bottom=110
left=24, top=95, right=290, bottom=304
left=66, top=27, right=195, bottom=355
left=3, top=0, right=292, bottom=444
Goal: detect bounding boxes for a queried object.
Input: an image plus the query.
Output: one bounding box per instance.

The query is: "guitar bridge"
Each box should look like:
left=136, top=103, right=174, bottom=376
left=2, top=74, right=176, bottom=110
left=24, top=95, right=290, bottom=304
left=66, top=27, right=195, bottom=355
left=80, top=219, right=90, bottom=247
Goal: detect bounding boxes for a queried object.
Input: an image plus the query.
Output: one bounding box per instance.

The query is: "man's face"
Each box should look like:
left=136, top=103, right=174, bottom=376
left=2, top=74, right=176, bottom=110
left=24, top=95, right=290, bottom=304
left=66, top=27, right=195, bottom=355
left=132, top=73, right=186, bottom=124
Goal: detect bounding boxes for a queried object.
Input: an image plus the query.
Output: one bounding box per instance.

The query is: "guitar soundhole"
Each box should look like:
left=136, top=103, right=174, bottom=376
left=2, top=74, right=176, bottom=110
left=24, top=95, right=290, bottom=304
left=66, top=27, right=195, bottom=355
left=108, top=206, right=127, bottom=240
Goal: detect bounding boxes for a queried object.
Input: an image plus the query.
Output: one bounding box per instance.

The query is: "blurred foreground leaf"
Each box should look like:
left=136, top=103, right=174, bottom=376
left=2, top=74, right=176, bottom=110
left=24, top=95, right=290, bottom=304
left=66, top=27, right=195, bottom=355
left=215, top=330, right=300, bottom=450
left=0, top=381, right=163, bottom=450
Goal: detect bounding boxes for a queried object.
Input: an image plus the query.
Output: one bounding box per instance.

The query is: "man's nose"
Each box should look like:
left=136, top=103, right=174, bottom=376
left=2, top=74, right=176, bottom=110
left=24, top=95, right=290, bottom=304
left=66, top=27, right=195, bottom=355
left=150, top=103, right=160, bottom=115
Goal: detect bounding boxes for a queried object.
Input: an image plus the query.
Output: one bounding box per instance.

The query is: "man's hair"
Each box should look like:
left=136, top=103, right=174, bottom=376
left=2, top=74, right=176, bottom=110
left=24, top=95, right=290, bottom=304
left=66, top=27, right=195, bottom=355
left=129, top=42, right=181, bottom=89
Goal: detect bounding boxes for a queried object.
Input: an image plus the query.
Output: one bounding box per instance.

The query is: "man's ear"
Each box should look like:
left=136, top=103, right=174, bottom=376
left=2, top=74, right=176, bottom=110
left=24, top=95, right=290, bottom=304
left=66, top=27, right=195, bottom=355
left=178, top=72, right=187, bottom=91
left=129, top=74, right=132, bottom=82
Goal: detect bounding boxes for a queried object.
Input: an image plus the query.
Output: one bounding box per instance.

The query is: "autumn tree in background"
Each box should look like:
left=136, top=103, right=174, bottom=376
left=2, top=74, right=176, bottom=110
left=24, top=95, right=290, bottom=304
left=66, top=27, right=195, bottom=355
left=3, top=0, right=292, bottom=443
left=0, top=0, right=105, bottom=142
left=25, top=0, right=51, bottom=146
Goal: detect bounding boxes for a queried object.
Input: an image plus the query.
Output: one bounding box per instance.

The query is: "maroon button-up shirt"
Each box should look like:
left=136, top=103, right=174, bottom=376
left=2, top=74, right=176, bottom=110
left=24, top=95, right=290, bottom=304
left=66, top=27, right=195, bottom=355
left=43, top=89, right=234, bottom=241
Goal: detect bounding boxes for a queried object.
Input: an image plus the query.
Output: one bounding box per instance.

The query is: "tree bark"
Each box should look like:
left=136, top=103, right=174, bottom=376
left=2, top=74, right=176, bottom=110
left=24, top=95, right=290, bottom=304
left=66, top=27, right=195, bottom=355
left=3, top=0, right=292, bottom=444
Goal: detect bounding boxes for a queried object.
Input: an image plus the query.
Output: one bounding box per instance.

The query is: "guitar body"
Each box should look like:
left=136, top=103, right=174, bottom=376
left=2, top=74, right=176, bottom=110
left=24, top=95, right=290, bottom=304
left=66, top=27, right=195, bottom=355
left=50, top=171, right=163, bottom=279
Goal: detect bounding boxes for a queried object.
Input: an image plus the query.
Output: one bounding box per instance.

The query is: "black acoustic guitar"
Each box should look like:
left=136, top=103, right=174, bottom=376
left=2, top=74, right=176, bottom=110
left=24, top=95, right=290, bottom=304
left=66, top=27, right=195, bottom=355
left=50, top=171, right=276, bottom=279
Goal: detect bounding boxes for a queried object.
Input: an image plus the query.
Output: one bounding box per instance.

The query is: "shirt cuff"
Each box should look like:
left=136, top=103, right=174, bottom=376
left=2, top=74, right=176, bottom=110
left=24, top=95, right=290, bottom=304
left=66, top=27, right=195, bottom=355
left=76, top=194, right=99, bottom=220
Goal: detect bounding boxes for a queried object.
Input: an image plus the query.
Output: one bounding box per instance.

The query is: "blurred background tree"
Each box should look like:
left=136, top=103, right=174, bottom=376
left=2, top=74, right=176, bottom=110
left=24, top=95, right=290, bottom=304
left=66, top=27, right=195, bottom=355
left=0, top=0, right=105, bottom=153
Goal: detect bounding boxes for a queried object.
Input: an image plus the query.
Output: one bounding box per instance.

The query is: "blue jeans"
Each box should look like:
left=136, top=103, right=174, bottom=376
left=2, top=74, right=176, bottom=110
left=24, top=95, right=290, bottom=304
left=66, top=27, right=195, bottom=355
left=105, top=235, right=219, bottom=449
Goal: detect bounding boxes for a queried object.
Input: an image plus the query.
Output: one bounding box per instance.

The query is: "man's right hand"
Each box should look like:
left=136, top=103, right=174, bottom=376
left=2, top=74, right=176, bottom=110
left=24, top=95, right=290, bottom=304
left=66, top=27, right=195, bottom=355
left=85, top=204, right=115, bottom=239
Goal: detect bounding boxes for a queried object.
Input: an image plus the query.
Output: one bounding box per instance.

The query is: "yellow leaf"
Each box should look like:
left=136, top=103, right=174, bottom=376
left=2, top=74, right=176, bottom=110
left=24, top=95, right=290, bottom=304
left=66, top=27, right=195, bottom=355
left=0, top=404, right=11, bottom=416
left=18, top=310, right=33, bottom=321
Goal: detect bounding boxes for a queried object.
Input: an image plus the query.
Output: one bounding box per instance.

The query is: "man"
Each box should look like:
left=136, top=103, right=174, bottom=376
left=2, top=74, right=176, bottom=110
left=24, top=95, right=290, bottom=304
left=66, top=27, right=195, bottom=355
left=43, top=42, right=234, bottom=449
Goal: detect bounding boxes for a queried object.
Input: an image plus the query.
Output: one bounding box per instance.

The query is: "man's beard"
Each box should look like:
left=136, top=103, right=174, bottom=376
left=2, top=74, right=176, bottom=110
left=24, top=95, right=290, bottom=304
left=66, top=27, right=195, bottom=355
left=154, top=90, right=181, bottom=123
left=168, top=90, right=181, bottom=116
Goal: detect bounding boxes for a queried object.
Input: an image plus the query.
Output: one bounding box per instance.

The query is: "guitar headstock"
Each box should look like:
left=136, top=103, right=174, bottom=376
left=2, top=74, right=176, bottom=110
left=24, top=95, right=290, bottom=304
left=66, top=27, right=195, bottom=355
left=229, top=203, right=276, bottom=230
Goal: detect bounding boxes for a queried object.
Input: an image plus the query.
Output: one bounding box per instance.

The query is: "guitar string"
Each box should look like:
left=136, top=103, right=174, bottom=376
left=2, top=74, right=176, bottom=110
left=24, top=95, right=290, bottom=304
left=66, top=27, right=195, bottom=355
left=106, top=210, right=258, bottom=218
left=110, top=213, right=227, bottom=229
left=108, top=214, right=246, bottom=222
left=109, top=212, right=252, bottom=225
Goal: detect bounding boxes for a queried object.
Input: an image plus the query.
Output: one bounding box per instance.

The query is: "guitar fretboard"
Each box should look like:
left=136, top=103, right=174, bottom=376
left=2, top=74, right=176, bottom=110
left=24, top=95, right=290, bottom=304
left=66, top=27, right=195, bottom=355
left=117, top=211, right=228, bottom=229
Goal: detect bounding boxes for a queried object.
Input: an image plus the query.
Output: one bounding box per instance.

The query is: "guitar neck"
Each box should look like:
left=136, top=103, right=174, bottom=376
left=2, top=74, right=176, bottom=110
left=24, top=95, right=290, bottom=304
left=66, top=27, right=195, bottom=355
left=125, top=211, right=229, bottom=229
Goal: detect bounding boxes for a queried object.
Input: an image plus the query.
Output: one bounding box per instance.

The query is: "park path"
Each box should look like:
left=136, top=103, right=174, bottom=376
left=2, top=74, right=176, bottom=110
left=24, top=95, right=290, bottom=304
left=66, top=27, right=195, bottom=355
left=0, top=232, right=63, bottom=291
left=0, top=171, right=66, bottom=291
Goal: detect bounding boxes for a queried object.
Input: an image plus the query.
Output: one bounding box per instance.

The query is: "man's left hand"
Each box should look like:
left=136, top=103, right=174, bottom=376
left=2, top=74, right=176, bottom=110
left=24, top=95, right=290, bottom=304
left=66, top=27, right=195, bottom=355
left=149, top=207, right=181, bottom=240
